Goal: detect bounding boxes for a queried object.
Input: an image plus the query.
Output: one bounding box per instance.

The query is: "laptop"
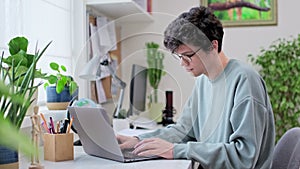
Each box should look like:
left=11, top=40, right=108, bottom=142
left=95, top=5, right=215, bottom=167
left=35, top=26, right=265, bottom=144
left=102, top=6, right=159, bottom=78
left=68, top=106, right=160, bottom=162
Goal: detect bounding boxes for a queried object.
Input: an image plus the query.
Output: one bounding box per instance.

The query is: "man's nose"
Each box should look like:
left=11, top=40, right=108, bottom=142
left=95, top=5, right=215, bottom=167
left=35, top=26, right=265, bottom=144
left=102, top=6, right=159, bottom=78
left=180, top=59, right=189, bottom=66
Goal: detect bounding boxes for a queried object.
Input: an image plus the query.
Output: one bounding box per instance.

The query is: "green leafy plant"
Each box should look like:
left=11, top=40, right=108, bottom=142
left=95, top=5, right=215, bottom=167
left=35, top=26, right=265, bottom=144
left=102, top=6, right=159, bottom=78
left=146, top=42, right=165, bottom=103
left=44, top=62, right=78, bottom=95
left=248, top=34, right=300, bottom=142
left=2, top=37, right=47, bottom=85
left=0, top=81, right=36, bottom=158
left=0, top=36, right=51, bottom=129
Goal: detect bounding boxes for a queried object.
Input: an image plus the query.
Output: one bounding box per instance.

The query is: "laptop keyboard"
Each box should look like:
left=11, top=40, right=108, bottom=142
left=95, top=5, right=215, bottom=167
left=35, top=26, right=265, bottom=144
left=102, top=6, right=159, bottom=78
left=121, top=148, right=160, bottom=162
left=122, top=149, right=142, bottom=159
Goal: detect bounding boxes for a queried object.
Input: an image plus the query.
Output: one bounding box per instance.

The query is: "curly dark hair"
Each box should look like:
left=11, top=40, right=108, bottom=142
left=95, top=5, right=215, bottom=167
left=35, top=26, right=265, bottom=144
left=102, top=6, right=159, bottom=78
left=163, top=6, right=224, bottom=53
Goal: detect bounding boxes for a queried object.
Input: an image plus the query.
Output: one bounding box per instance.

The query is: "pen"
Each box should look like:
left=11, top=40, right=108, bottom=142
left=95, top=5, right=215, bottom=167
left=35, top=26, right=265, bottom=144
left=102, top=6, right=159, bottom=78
left=40, top=113, right=50, bottom=133
left=48, top=122, right=53, bottom=134
left=67, top=117, right=73, bottom=133
left=62, top=119, right=69, bottom=133
left=49, top=117, right=56, bottom=134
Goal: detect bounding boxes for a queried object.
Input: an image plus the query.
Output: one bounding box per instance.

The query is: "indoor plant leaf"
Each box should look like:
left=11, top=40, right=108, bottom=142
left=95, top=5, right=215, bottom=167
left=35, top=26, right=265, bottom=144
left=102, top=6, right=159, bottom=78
left=8, top=37, right=28, bottom=55
left=69, top=81, right=78, bottom=95
left=1, top=36, right=51, bottom=129
left=145, top=42, right=165, bottom=103
left=0, top=115, right=36, bottom=158
left=56, top=79, right=65, bottom=94
left=50, top=62, right=59, bottom=71
left=61, top=65, right=67, bottom=72
left=47, top=75, right=58, bottom=84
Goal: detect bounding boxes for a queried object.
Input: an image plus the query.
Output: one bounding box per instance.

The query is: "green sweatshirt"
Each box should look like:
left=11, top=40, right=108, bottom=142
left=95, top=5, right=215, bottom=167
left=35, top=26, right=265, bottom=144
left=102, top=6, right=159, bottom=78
left=139, top=59, right=275, bottom=169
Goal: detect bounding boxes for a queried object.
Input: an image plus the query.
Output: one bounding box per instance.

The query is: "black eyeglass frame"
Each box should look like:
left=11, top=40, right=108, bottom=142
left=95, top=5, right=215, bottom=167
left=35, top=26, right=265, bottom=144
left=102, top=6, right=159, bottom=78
left=172, top=47, right=202, bottom=62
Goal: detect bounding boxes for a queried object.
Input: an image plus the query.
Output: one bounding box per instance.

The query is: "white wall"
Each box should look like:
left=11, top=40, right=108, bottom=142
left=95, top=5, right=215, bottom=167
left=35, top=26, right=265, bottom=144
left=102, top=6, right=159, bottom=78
left=119, top=0, right=200, bottom=114
left=120, top=0, right=300, bottom=115
left=0, top=0, right=73, bottom=105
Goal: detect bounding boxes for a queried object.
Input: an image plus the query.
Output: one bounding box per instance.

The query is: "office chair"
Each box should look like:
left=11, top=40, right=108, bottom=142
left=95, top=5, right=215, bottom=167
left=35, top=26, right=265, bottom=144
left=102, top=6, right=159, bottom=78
left=271, top=127, right=300, bottom=169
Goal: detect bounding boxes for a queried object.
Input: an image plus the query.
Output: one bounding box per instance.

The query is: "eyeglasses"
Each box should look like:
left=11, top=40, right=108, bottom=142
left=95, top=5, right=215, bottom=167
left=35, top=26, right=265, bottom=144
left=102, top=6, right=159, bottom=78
left=172, top=47, right=202, bottom=62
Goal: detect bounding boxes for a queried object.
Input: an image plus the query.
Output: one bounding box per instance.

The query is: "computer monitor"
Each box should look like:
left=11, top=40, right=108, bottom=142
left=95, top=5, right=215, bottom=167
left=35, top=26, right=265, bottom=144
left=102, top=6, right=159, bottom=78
left=127, top=64, right=147, bottom=116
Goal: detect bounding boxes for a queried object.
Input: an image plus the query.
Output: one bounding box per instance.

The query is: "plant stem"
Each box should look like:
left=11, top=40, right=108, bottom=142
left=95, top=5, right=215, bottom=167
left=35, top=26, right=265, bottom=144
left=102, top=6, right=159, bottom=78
left=154, top=88, right=158, bottom=103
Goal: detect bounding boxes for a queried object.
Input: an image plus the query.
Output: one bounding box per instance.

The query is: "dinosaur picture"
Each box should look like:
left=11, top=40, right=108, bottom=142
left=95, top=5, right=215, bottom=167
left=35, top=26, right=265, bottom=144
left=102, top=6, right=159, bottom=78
left=201, top=0, right=277, bottom=27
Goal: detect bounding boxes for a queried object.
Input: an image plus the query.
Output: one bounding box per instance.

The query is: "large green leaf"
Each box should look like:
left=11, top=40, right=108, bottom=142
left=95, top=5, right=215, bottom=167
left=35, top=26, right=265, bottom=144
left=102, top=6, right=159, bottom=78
left=8, top=37, right=28, bottom=55
left=25, top=54, right=35, bottom=67
left=2, top=51, right=28, bottom=67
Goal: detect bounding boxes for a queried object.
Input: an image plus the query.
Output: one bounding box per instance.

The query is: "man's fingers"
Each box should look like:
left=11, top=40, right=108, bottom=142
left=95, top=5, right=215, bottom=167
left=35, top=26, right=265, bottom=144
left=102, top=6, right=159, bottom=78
left=116, top=134, right=126, bottom=142
left=134, top=138, right=155, bottom=148
left=117, top=135, right=140, bottom=150
left=133, top=139, right=157, bottom=155
left=137, top=149, right=157, bottom=157
left=119, top=143, right=129, bottom=150
left=132, top=138, right=174, bottom=159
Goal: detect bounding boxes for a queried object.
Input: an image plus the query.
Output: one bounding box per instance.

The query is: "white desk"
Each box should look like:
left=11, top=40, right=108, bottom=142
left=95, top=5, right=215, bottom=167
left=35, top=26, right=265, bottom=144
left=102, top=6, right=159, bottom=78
left=19, top=146, right=192, bottom=169
left=20, top=108, right=191, bottom=169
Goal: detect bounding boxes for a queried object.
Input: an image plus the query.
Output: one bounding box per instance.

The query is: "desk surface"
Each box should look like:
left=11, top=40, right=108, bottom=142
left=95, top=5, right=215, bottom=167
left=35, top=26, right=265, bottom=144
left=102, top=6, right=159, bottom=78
left=19, top=146, right=191, bottom=169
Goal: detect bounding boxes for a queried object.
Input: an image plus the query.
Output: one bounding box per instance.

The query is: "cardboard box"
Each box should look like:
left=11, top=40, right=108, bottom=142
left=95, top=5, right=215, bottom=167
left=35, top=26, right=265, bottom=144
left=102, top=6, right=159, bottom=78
left=44, top=133, right=74, bottom=162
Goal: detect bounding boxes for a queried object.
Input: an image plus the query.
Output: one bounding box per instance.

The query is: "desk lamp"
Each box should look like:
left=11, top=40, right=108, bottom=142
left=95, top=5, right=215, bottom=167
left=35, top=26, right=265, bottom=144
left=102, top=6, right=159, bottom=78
left=79, top=54, right=126, bottom=118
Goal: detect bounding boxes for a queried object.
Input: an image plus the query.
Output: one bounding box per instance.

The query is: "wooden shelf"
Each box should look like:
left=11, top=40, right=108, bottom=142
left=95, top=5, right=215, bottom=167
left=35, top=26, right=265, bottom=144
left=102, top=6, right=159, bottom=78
left=86, top=0, right=153, bottom=23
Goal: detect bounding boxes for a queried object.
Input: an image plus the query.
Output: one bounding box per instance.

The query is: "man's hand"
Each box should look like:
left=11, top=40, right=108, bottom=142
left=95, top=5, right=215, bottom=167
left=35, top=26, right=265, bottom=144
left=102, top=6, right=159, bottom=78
left=132, top=138, right=174, bottom=159
left=116, top=135, right=140, bottom=149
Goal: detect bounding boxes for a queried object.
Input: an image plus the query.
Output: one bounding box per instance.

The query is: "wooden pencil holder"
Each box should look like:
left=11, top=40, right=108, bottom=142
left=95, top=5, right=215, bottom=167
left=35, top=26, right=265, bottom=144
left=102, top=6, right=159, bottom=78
left=43, top=133, right=74, bottom=162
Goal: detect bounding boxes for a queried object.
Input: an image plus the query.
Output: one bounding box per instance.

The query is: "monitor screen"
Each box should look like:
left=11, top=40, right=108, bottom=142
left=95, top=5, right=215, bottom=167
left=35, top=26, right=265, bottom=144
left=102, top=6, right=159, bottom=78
left=127, top=64, right=147, bottom=116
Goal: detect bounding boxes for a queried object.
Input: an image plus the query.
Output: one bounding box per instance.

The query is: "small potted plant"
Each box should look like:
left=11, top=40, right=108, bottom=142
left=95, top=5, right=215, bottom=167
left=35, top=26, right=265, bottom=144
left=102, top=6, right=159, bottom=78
left=0, top=36, right=51, bottom=168
left=44, top=62, right=78, bottom=110
left=145, top=42, right=165, bottom=122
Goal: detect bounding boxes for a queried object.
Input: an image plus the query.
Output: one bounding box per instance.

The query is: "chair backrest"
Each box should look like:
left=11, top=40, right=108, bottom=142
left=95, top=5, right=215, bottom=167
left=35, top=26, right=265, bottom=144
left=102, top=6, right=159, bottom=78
left=271, top=127, right=300, bottom=169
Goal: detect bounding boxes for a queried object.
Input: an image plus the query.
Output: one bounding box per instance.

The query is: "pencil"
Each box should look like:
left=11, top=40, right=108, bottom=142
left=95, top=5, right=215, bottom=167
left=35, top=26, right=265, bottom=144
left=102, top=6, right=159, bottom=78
left=56, top=121, right=60, bottom=134
left=40, top=113, right=50, bottom=133
left=67, top=117, right=74, bottom=133
left=41, top=121, right=50, bottom=133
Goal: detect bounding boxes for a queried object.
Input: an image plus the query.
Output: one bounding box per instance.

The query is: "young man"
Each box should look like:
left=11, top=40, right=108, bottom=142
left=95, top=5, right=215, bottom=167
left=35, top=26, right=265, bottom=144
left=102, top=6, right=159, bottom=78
left=117, top=6, right=275, bottom=169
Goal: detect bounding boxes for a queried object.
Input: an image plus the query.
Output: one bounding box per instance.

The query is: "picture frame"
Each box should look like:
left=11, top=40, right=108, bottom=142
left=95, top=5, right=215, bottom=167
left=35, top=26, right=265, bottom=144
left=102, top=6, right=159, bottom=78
left=201, top=0, right=277, bottom=27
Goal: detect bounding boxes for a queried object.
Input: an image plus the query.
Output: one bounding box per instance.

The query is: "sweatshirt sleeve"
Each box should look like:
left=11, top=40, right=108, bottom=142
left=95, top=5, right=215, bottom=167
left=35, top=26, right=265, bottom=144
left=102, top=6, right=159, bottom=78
left=173, top=98, right=270, bottom=169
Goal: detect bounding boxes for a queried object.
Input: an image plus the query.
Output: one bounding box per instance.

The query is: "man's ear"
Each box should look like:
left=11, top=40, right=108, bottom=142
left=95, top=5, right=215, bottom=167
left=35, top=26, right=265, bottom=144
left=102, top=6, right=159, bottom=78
left=211, top=40, right=218, bottom=50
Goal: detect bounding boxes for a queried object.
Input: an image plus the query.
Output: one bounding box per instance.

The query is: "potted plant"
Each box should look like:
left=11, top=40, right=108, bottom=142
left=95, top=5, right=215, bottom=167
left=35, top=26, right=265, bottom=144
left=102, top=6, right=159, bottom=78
left=145, top=42, right=165, bottom=122
left=248, top=34, right=300, bottom=142
left=0, top=81, right=36, bottom=163
left=0, top=36, right=51, bottom=168
left=44, top=62, right=78, bottom=110
left=2, top=37, right=48, bottom=116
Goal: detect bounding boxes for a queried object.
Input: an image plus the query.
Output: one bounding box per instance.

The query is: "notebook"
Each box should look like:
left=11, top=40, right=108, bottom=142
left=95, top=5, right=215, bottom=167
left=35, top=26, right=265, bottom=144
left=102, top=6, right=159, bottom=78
left=68, top=106, right=159, bottom=162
